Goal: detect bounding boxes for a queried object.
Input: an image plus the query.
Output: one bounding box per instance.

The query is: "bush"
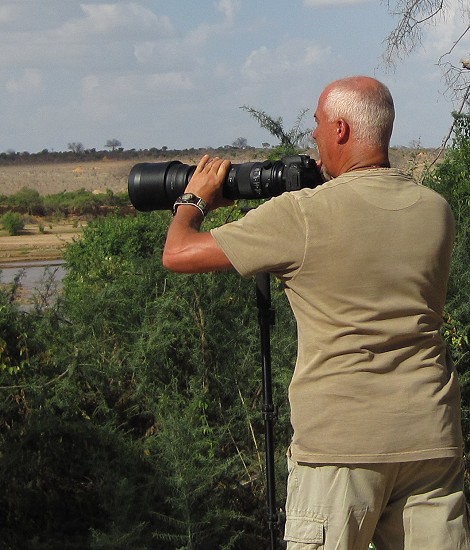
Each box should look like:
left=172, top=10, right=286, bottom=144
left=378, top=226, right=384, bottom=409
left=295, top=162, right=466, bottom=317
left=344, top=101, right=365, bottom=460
left=423, top=111, right=470, bottom=493
left=7, top=187, right=44, bottom=215
left=0, top=211, right=296, bottom=548
left=1, top=211, right=24, bottom=235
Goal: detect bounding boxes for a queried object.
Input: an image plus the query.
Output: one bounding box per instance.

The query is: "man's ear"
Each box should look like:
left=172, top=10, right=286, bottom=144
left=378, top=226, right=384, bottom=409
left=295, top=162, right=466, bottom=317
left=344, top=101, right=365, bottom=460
left=335, top=118, right=350, bottom=144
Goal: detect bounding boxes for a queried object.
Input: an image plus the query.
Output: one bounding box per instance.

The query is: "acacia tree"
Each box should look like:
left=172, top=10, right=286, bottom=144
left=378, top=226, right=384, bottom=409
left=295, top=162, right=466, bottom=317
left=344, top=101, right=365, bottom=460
left=67, top=141, right=85, bottom=154
left=232, top=136, right=248, bottom=148
left=105, top=138, right=122, bottom=151
left=240, top=105, right=313, bottom=158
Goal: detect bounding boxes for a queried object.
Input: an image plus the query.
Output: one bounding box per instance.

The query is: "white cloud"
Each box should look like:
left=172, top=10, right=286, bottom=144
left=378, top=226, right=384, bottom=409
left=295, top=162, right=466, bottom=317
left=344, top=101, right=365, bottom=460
left=216, top=0, right=239, bottom=24
left=6, top=68, right=44, bottom=95
left=80, top=71, right=194, bottom=113
left=241, top=40, right=331, bottom=82
left=133, top=42, right=158, bottom=65
left=242, top=46, right=270, bottom=81
left=0, top=2, right=175, bottom=70
left=146, top=72, right=195, bottom=92
left=78, top=2, right=173, bottom=35
left=82, top=75, right=100, bottom=94
left=50, top=2, right=174, bottom=53
left=305, top=45, right=329, bottom=64
left=0, top=5, right=20, bottom=23
left=186, top=2, right=238, bottom=49
left=420, top=0, right=470, bottom=61
left=133, top=39, right=201, bottom=72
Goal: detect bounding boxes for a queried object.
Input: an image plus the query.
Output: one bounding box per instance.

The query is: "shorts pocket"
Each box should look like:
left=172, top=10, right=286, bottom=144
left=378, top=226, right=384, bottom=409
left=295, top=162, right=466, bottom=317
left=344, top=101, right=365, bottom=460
left=284, top=511, right=326, bottom=545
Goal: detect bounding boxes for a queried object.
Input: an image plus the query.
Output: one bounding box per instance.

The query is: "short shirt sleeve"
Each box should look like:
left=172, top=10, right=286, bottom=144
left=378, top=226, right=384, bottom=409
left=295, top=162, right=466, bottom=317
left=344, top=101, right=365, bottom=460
left=211, top=193, right=307, bottom=279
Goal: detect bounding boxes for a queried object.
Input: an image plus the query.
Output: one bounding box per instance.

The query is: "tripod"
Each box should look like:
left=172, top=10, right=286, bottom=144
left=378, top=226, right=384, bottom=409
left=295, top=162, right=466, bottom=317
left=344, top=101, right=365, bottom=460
left=256, top=272, right=280, bottom=549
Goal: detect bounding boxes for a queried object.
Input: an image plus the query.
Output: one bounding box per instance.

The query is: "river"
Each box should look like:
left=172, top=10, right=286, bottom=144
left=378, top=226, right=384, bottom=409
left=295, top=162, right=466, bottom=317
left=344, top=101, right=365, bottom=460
left=0, top=259, right=66, bottom=299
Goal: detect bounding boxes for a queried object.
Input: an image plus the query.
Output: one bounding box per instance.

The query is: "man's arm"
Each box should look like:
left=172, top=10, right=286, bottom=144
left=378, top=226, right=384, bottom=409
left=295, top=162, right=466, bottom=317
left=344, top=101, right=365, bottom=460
left=162, top=155, right=234, bottom=274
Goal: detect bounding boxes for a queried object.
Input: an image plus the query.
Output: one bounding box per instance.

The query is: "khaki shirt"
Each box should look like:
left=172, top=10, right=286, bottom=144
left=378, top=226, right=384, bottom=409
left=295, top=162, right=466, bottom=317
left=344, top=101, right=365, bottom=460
left=212, top=168, right=463, bottom=463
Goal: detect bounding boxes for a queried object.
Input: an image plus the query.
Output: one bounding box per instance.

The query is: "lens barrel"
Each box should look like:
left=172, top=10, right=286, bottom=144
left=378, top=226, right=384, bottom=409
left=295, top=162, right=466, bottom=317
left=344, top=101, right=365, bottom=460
left=128, top=155, right=322, bottom=211
left=128, top=161, right=195, bottom=211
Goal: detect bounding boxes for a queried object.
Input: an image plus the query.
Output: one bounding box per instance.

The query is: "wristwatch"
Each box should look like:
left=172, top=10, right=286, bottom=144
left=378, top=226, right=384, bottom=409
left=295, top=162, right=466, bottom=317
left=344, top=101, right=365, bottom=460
left=173, top=193, right=209, bottom=218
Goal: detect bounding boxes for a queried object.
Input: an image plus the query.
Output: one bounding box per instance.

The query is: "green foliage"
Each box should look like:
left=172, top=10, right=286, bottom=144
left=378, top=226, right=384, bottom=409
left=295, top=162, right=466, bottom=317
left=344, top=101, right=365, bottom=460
left=43, top=188, right=128, bottom=216
left=0, top=210, right=296, bottom=548
left=424, top=112, right=470, bottom=352
left=0, top=279, right=32, bottom=373
left=423, top=111, right=470, bottom=488
left=7, top=186, right=44, bottom=215
left=241, top=105, right=312, bottom=158
left=1, top=211, right=25, bottom=235
left=1, top=413, right=160, bottom=549
left=0, top=187, right=130, bottom=219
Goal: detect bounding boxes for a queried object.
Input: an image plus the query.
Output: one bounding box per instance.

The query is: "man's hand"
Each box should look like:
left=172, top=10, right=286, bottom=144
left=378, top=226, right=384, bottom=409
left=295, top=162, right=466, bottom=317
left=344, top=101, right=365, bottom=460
left=185, top=155, right=233, bottom=211
left=162, top=154, right=234, bottom=274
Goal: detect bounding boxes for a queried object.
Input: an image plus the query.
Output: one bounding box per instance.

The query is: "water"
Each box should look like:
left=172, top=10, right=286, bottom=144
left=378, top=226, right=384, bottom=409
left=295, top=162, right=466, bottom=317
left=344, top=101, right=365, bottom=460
left=0, top=259, right=66, bottom=297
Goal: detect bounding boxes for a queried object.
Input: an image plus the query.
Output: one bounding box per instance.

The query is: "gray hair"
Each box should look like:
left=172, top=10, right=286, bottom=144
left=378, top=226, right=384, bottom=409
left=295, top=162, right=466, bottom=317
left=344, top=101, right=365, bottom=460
left=323, top=77, right=395, bottom=147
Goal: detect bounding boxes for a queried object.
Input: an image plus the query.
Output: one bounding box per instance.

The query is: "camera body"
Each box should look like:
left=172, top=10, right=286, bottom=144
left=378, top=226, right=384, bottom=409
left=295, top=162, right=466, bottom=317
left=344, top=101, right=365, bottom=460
left=127, top=154, right=323, bottom=212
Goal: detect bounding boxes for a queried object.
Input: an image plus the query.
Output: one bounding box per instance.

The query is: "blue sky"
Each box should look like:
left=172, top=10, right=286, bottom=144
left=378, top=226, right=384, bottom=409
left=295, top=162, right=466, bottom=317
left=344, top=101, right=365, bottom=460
left=0, top=0, right=468, bottom=153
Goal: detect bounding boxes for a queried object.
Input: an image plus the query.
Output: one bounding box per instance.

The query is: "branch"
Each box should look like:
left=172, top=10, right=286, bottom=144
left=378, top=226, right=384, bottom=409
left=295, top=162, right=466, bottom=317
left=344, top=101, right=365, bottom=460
left=383, top=0, right=445, bottom=66
left=0, top=365, right=72, bottom=390
left=240, top=105, right=288, bottom=144
left=438, top=25, right=470, bottom=63
left=287, top=108, right=312, bottom=146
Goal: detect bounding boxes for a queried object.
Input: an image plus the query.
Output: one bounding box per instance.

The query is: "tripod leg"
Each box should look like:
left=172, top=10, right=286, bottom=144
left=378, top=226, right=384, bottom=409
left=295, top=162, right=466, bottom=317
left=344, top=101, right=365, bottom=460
left=256, top=272, right=279, bottom=549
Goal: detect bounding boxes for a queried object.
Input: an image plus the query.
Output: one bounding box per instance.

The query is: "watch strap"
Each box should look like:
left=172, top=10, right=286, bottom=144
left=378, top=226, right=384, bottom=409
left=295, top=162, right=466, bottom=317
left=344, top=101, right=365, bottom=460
left=173, top=193, right=209, bottom=218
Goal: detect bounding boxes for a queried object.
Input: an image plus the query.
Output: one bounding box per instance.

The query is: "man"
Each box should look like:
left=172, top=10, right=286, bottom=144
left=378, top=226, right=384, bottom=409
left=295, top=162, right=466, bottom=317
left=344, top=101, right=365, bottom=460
left=163, top=76, right=469, bottom=549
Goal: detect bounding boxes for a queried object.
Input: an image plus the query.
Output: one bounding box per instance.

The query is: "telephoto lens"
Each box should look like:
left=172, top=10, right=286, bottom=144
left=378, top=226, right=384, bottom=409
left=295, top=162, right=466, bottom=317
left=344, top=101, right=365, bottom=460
left=128, top=161, right=195, bottom=212
left=128, top=155, right=323, bottom=211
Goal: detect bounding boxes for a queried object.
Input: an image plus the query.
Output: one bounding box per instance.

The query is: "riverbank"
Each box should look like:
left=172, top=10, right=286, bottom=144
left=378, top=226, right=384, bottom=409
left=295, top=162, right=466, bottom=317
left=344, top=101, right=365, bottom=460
left=0, top=221, right=84, bottom=264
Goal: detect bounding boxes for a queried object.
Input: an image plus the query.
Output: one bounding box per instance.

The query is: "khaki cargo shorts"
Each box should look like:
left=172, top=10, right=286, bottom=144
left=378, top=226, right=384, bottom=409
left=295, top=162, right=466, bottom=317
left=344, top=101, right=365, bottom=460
left=284, top=452, right=470, bottom=550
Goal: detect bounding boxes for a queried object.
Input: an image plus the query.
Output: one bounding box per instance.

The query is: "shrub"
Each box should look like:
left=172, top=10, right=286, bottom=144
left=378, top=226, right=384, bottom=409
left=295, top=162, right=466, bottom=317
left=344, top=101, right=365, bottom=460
left=1, top=211, right=24, bottom=235
left=7, top=187, right=44, bottom=215
left=423, top=112, right=470, bottom=494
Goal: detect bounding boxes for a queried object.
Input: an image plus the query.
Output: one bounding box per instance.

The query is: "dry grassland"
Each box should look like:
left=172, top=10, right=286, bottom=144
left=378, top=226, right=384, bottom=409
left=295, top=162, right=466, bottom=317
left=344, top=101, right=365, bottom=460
left=0, top=158, right=139, bottom=197
left=0, top=152, right=259, bottom=197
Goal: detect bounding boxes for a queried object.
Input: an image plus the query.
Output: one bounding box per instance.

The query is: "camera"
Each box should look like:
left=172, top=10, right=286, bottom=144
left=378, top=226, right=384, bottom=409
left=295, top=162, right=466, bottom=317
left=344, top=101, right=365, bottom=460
left=127, top=154, right=323, bottom=211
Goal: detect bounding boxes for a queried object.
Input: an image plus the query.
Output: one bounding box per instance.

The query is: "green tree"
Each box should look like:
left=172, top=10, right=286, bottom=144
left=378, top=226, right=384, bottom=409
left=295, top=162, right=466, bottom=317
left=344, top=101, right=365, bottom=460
left=1, top=211, right=24, bottom=235
left=241, top=105, right=312, bottom=159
